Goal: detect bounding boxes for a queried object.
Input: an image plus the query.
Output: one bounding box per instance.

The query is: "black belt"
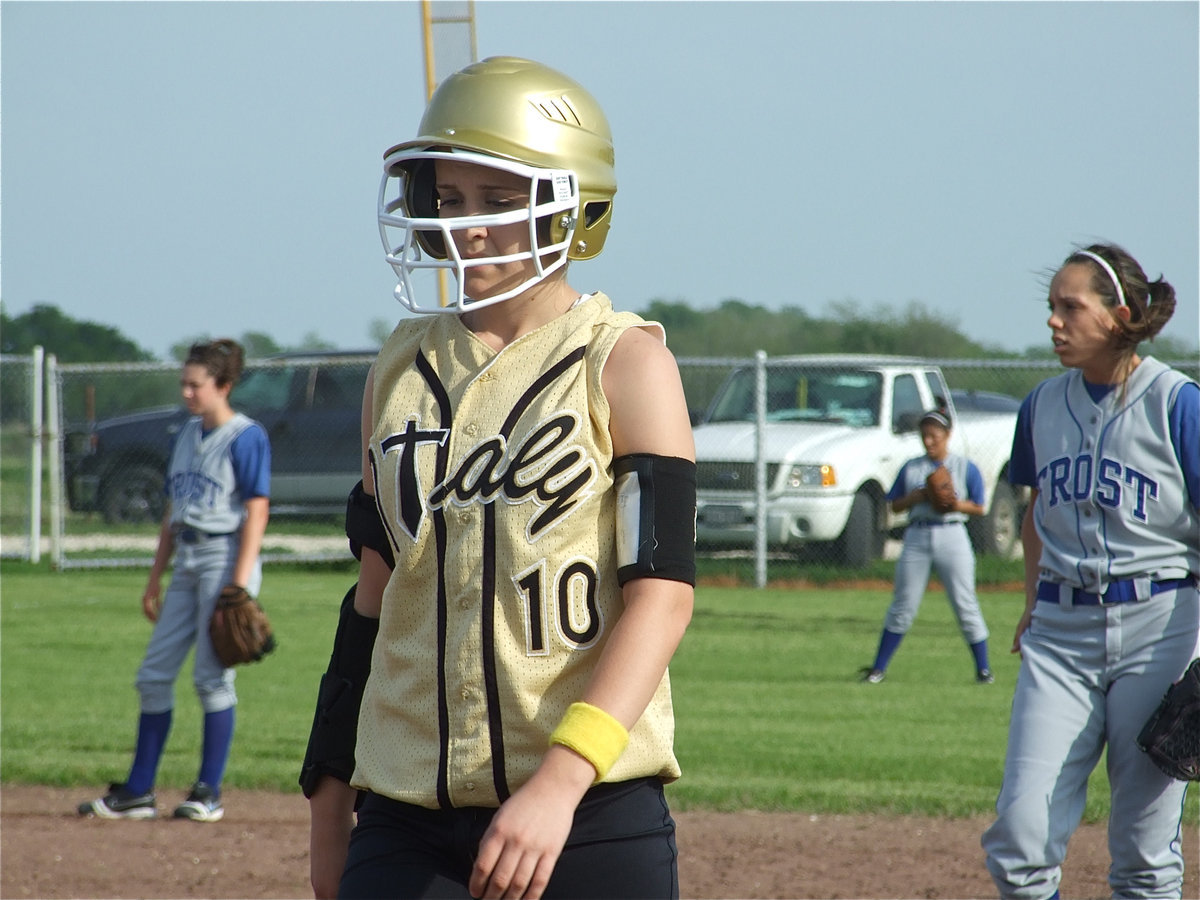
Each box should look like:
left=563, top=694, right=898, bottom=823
left=1036, top=577, right=1196, bottom=606
left=175, top=528, right=235, bottom=544
left=909, top=519, right=964, bottom=527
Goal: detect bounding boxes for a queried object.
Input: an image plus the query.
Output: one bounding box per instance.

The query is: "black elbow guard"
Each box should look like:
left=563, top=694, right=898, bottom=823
left=298, top=583, right=380, bottom=798
left=346, top=479, right=396, bottom=570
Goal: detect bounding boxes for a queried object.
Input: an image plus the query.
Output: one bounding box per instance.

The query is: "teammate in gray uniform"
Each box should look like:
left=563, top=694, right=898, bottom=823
left=862, top=408, right=992, bottom=683
left=78, top=339, right=271, bottom=823
left=982, top=243, right=1200, bottom=899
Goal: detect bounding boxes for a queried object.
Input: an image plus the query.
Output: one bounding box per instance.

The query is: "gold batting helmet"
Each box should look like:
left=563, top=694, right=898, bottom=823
left=378, top=57, right=616, bottom=313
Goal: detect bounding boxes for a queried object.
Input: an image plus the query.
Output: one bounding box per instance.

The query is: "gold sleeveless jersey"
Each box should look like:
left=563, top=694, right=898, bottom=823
left=354, top=294, right=681, bottom=809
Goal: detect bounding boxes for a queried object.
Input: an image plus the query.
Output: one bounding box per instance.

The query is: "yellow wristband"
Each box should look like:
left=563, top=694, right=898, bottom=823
left=548, top=702, right=630, bottom=783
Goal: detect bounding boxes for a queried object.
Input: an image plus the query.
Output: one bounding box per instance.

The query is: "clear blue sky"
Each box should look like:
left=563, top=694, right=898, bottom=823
left=4, top=1, right=1197, bottom=359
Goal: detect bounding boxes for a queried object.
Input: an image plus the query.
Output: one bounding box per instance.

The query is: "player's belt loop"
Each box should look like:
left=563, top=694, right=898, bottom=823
left=1133, top=576, right=1152, bottom=602
left=1058, top=583, right=1074, bottom=609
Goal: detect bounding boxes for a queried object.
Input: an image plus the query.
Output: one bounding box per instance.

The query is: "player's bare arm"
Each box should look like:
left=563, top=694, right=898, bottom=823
left=306, top=364, right=386, bottom=899
left=142, top=510, right=175, bottom=621
left=230, top=495, right=269, bottom=589
left=891, top=488, right=929, bottom=514
left=603, top=326, right=695, bottom=461
left=1011, top=490, right=1041, bottom=655
left=308, top=778, right=357, bottom=899
left=353, top=364, right=387, bottom=619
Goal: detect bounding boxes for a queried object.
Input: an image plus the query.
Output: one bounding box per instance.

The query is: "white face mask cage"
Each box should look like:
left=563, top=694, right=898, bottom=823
left=378, top=149, right=580, bottom=315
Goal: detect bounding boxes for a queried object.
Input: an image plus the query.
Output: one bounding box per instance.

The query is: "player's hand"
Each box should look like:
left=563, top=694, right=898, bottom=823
left=1010, top=609, right=1032, bottom=657
left=141, top=584, right=162, bottom=622
left=469, top=748, right=593, bottom=899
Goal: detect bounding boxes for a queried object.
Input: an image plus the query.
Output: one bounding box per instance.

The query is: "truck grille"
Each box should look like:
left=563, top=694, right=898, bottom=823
left=696, top=461, right=780, bottom=491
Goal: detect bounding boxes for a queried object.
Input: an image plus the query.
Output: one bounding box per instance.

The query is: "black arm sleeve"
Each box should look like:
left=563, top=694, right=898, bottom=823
left=345, top=479, right=396, bottom=571
left=298, top=583, right=380, bottom=798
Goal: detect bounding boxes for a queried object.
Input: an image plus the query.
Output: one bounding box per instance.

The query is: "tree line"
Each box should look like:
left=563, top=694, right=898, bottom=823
left=2, top=300, right=1196, bottom=364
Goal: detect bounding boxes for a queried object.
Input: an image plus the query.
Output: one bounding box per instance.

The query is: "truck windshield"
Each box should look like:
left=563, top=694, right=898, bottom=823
left=706, top=368, right=882, bottom=427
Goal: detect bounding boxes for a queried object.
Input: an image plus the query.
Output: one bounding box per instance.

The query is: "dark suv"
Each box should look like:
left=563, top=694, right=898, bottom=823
left=65, top=352, right=374, bottom=523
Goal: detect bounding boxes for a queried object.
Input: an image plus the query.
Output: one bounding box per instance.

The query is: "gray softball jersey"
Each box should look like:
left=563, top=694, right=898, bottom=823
left=1023, top=356, right=1198, bottom=592
left=166, top=413, right=263, bottom=535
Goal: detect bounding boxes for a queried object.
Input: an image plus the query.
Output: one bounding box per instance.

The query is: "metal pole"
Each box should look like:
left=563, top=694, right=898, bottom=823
left=753, top=350, right=767, bottom=588
left=419, top=0, right=449, bottom=309
left=45, top=353, right=64, bottom=570
left=420, top=0, right=437, bottom=101
left=467, top=0, right=478, bottom=61
left=29, top=345, right=44, bottom=563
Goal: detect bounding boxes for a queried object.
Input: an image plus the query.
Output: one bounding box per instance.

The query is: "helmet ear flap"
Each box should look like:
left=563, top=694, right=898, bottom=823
left=402, top=157, right=447, bottom=259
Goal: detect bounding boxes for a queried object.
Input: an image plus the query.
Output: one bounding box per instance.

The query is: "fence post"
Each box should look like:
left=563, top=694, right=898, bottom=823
left=45, top=353, right=64, bottom=570
left=28, top=346, right=44, bottom=563
left=753, top=350, right=767, bottom=589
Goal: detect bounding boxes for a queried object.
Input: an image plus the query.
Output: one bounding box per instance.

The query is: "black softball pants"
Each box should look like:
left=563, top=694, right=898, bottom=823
left=338, top=777, right=678, bottom=899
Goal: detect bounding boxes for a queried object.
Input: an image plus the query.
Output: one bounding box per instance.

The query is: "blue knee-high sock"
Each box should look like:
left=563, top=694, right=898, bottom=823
left=126, top=709, right=172, bottom=795
left=970, top=639, right=991, bottom=673
left=198, top=707, right=235, bottom=792
left=871, top=629, right=905, bottom=672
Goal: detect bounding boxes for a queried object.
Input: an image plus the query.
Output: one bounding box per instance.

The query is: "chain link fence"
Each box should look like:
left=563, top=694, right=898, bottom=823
left=3, top=350, right=1196, bottom=579
left=1, top=352, right=45, bottom=561
left=46, top=352, right=376, bottom=569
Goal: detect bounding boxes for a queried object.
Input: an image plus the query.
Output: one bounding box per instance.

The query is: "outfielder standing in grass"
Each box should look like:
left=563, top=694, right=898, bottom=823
left=78, top=339, right=271, bottom=823
left=301, top=57, right=696, bottom=899
left=861, top=407, right=992, bottom=684
left=982, top=243, right=1199, bottom=899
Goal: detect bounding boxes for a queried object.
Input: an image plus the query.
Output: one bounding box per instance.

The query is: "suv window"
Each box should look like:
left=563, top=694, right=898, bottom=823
left=233, top=366, right=298, bottom=412
left=313, top=366, right=363, bottom=411
left=891, top=373, right=923, bottom=429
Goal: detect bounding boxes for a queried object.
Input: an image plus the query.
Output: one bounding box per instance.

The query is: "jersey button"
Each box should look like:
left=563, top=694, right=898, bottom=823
left=465, top=782, right=476, bottom=792
left=465, top=422, right=479, bottom=436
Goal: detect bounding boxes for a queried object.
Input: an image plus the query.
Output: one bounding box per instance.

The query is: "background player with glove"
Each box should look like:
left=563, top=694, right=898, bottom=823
left=78, top=339, right=271, bottom=823
left=862, top=408, right=992, bottom=684
left=304, top=57, right=696, bottom=900
left=982, top=243, right=1200, bottom=898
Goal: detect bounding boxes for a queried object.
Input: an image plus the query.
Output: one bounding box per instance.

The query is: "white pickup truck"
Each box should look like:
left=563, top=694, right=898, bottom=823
left=691, top=354, right=1024, bottom=566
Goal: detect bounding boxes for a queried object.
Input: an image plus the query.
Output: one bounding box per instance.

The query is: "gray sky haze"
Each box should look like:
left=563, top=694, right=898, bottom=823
left=4, top=1, right=1197, bottom=358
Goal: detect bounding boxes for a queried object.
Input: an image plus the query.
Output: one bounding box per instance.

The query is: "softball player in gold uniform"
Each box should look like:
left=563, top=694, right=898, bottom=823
left=305, top=58, right=696, bottom=900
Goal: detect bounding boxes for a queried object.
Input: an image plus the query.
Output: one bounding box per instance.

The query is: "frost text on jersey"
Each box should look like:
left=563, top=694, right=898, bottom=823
left=1038, top=454, right=1160, bottom=522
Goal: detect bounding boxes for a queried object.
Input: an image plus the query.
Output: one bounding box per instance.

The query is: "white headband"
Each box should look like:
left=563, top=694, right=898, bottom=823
left=1075, top=250, right=1127, bottom=307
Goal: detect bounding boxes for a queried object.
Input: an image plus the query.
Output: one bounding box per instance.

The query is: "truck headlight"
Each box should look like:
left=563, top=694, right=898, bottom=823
left=785, top=464, right=837, bottom=488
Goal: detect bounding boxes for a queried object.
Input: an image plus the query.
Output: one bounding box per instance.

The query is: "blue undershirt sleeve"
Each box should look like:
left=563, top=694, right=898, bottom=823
left=1168, top=381, right=1199, bottom=510
left=966, top=461, right=986, bottom=506
left=231, top=424, right=272, bottom=500
left=1008, top=392, right=1036, bottom=488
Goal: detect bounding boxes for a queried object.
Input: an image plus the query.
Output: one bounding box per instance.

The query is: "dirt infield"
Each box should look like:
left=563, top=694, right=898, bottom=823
left=3, top=785, right=1196, bottom=899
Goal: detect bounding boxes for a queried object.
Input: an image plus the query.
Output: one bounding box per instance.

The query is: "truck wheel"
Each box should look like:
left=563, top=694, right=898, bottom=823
left=102, top=464, right=166, bottom=524
left=835, top=490, right=882, bottom=568
left=971, top=479, right=1019, bottom=558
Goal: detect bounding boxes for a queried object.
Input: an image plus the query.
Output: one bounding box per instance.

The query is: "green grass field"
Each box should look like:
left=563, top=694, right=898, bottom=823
left=3, top=560, right=1173, bottom=825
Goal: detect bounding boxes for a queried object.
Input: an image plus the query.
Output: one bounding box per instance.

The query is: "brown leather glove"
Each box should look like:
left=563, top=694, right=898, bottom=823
left=209, top=584, right=276, bottom=667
